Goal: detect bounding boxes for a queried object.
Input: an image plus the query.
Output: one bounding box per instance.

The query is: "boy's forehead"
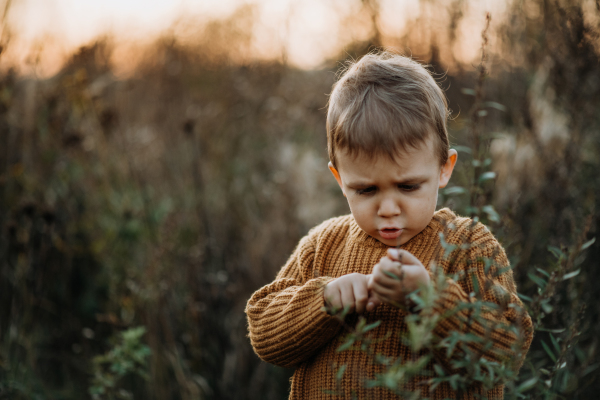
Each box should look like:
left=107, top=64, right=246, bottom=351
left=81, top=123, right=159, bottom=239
left=334, top=146, right=442, bottom=186
left=336, top=137, right=438, bottom=167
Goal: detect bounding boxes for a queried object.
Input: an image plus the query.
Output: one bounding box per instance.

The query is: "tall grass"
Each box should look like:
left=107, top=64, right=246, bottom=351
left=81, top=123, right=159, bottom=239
left=1, top=0, right=599, bottom=398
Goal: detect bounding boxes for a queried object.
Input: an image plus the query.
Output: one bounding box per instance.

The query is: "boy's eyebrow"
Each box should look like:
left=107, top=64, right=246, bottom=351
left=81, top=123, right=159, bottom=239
left=346, top=175, right=430, bottom=187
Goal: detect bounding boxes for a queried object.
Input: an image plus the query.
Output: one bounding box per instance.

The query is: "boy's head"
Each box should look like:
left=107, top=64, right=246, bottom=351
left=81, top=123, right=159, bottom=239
left=326, top=52, right=457, bottom=246
left=327, top=52, right=449, bottom=169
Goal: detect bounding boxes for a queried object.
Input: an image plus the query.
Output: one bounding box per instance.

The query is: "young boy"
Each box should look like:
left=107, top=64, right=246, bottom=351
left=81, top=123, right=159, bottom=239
left=245, top=53, right=532, bottom=399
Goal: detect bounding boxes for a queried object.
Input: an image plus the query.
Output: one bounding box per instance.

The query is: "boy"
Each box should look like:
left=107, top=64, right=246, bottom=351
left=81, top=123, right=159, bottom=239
left=245, top=52, right=532, bottom=399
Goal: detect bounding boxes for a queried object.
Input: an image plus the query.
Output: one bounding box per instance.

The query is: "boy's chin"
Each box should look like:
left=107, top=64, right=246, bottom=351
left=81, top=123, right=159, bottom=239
left=375, top=234, right=407, bottom=247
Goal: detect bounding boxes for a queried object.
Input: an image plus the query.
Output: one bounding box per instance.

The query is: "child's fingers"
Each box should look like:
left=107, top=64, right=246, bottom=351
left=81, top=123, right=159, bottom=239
left=372, top=260, right=403, bottom=288
left=366, top=293, right=381, bottom=312
left=387, top=248, right=420, bottom=266
left=340, top=285, right=356, bottom=313
left=370, top=283, right=402, bottom=300
left=324, top=287, right=342, bottom=313
left=351, top=280, right=369, bottom=314
left=363, top=275, right=382, bottom=312
left=373, top=294, right=404, bottom=309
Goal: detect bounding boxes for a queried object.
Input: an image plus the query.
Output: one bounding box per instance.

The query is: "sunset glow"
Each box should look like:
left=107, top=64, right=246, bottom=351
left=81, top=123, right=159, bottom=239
left=4, top=0, right=507, bottom=75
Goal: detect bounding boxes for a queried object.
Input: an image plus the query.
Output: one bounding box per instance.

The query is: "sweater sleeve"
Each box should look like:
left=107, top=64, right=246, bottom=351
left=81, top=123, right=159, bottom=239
left=245, top=233, right=344, bottom=368
left=431, top=225, right=533, bottom=371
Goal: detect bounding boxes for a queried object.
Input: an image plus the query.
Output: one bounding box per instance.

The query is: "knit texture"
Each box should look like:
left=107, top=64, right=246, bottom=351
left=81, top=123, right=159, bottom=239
left=246, top=209, right=533, bottom=399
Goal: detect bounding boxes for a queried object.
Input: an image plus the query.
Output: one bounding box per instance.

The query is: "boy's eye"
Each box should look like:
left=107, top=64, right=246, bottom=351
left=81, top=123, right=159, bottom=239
left=356, top=186, right=376, bottom=195
left=398, top=184, right=420, bottom=192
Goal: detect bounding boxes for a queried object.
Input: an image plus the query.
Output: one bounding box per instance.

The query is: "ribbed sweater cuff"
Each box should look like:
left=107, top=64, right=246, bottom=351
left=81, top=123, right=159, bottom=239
left=248, top=276, right=343, bottom=367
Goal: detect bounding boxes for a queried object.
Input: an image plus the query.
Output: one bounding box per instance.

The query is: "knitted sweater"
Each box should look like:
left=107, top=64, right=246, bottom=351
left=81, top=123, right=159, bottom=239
left=246, top=209, right=533, bottom=399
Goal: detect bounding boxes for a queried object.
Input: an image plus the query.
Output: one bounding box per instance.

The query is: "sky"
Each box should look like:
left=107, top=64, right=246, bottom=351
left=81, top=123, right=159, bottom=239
left=3, top=0, right=506, bottom=75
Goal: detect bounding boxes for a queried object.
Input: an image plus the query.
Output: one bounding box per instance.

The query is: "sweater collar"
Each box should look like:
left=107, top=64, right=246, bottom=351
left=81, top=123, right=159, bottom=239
left=347, top=208, right=457, bottom=249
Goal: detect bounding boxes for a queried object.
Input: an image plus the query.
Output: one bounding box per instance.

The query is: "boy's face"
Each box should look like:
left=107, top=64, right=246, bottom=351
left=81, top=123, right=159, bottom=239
left=329, top=138, right=457, bottom=247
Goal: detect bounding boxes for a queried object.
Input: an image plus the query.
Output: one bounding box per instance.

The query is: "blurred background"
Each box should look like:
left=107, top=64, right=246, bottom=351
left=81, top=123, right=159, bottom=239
left=1, top=0, right=599, bottom=398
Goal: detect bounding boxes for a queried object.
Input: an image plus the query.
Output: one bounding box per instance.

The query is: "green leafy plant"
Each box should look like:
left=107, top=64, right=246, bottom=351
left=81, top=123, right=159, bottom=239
left=1, top=0, right=599, bottom=399
left=89, top=326, right=151, bottom=400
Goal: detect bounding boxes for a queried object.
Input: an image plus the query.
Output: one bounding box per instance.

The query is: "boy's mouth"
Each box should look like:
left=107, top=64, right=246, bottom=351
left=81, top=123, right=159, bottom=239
left=379, top=228, right=403, bottom=240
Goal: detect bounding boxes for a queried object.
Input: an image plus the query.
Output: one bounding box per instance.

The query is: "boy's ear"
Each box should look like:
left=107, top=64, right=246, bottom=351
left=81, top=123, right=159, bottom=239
left=438, top=149, right=458, bottom=188
left=328, top=162, right=346, bottom=197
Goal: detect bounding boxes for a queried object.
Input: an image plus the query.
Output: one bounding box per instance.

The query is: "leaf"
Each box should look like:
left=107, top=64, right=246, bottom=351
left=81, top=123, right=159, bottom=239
left=461, top=88, right=476, bottom=96
left=535, top=268, right=550, bottom=278
left=465, top=206, right=479, bottom=216
left=537, top=327, right=565, bottom=333
left=408, top=292, right=425, bottom=309
left=550, top=333, right=561, bottom=354
left=453, top=145, right=472, bottom=154
left=541, top=300, right=553, bottom=313
left=581, top=237, right=596, bottom=250
left=541, top=340, right=557, bottom=362
left=517, top=377, right=538, bottom=393
left=444, top=186, right=466, bottom=196
left=477, top=110, right=488, bottom=117
left=574, top=253, right=586, bottom=267
left=484, top=258, right=493, bottom=275
left=471, top=273, right=480, bottom=295
left=439, top=232, right=458, bottom=258
left=583, top=363, right=600, bottom=376
left=517, top=292, right=532, bottom=302
left=548, top=245, right=565, bottom=260
left=336, top=364, right=347, bottom=380
left=383, top=270, right=400, bottom=280
left=449, top=374, right=459, bottom=390
left=487, top=363, right=495, bottom=383
left=355, top=317, right=366, bottom=332
left=559, top=369, right=571, bottom=391
left=562, top=269, right=580, bottom=281
left=434, top=364, right=446, bottom=377
left=479, top=171, right=496, bottom=183
left=445, top=332, right=460, bottom=358
left=361, top=320, right=381, bottom=334
left=337, top=338, right=355, bottom=353
left=482, top=205, right=500, bottom=223
left=484, top=101, right=507, bottom=112
left=430, top=379, right=442, bottom=392
left=527, top=272, right=546, bottom=289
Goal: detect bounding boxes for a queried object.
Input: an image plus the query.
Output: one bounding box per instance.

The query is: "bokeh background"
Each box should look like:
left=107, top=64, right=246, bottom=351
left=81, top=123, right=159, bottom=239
left=1, top=0, right=599, bottom=398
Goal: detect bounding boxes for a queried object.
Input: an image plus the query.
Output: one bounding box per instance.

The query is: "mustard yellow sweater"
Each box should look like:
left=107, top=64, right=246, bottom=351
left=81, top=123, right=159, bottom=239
left=246, top=209, right=533, bottom=399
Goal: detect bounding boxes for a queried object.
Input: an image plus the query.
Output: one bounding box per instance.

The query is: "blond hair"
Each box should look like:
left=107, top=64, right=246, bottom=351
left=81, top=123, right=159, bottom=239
left=327, top=52, right=449, bottom=168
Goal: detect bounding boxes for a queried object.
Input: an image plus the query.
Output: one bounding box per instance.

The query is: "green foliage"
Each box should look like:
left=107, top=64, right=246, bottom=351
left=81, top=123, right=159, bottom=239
left=89, top=327, right=151, bottom=400
left=1, top=0, right=600, bottom=398
left=326, top=228, right=596, bottom=398
left=327, top=253, right=525, bottom=398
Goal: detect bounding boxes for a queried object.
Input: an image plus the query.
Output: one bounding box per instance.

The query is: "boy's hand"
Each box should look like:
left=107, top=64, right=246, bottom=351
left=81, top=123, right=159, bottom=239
left=368, top=249, right=430, bottom=307
left=324, top=273, right=381, bottom=314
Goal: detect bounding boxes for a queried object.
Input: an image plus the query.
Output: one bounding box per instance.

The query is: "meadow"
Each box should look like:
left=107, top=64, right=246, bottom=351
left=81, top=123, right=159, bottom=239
left=1, top=0, right=599, bottom=398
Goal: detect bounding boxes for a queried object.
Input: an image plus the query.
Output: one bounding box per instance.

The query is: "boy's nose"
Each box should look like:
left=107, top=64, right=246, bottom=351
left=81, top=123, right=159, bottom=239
left=377, top=197, right=401, bottom=217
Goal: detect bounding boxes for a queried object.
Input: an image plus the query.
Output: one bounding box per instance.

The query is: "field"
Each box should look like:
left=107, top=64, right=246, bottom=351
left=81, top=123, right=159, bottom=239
left=1, top=0, right=600, bottom=398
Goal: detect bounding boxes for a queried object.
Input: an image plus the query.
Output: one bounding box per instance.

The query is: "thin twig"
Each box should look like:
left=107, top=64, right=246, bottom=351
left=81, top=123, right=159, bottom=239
left=0, top=0, right=12, bottom=47
left=468, top=12, right=491, bottom=218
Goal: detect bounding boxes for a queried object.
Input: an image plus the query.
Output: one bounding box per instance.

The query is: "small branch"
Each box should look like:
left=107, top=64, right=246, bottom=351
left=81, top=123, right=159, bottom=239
left=468, top=12, right=492, bottom=218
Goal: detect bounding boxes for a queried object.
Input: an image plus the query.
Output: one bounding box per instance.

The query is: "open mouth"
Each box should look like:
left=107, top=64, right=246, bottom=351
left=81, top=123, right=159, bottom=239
left=379, top=228, right=403, bottom=240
